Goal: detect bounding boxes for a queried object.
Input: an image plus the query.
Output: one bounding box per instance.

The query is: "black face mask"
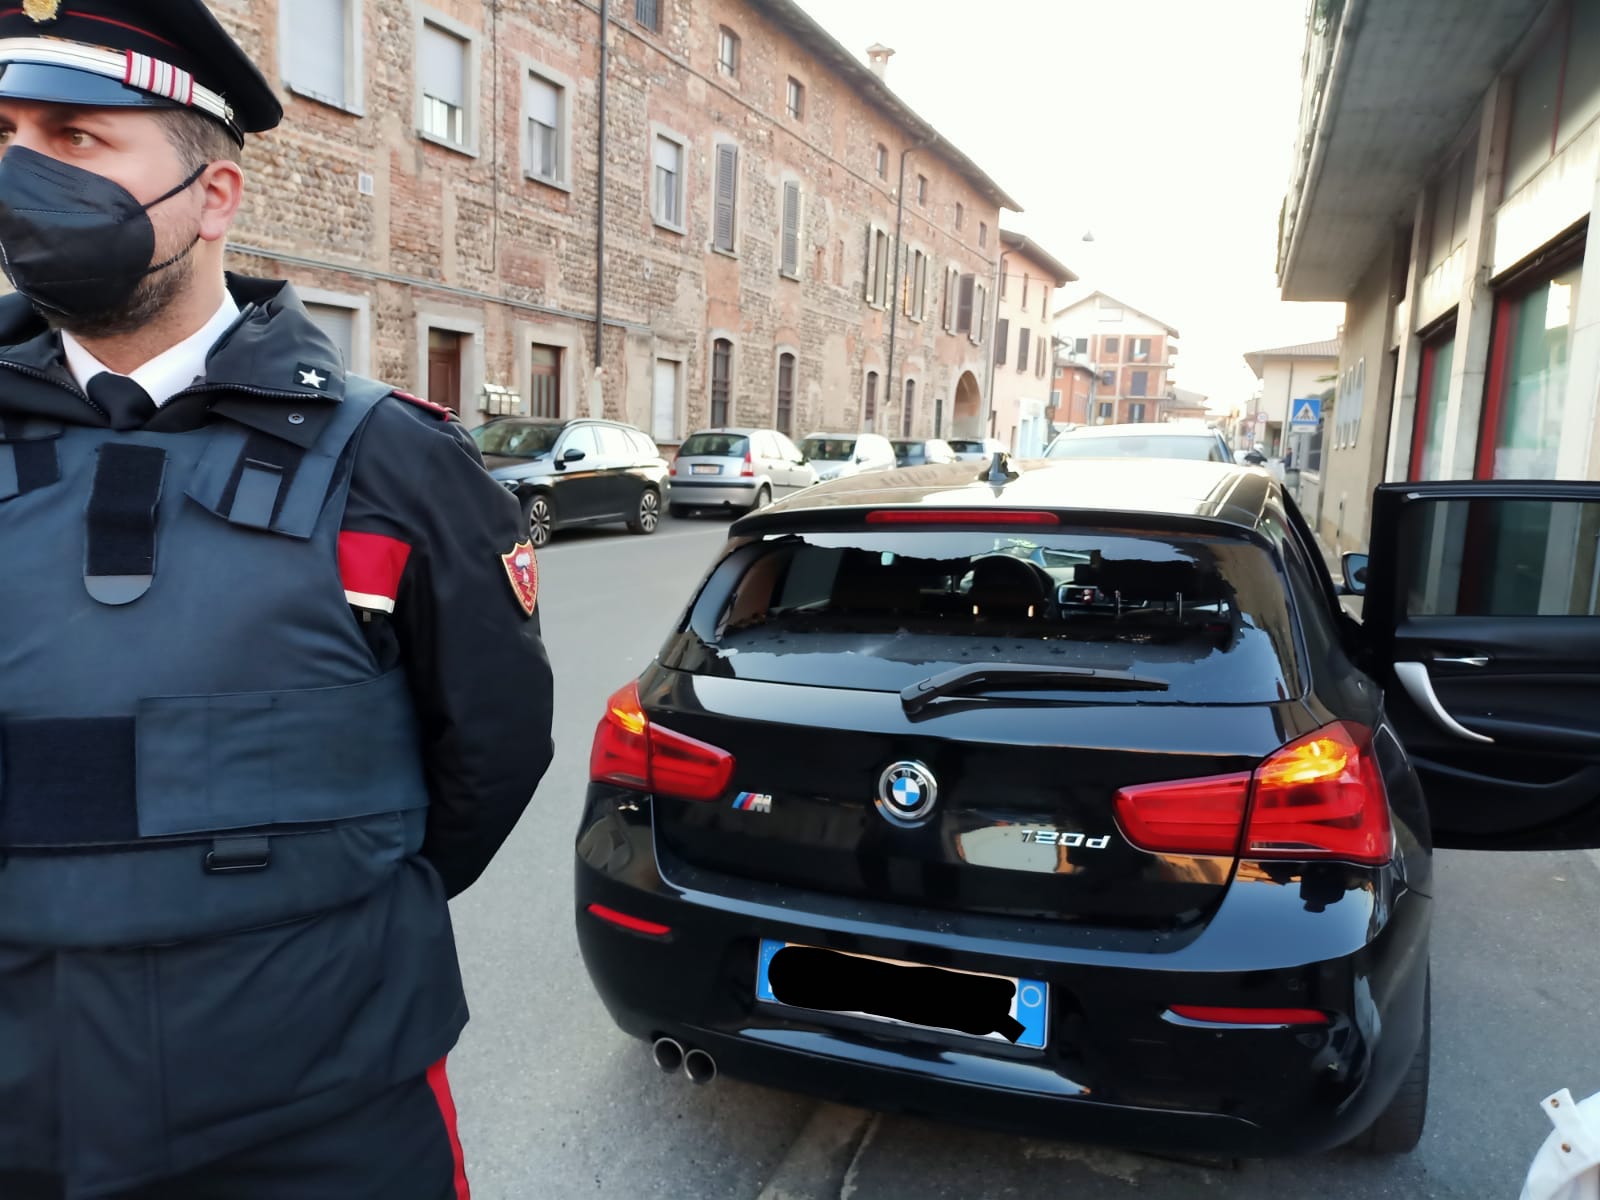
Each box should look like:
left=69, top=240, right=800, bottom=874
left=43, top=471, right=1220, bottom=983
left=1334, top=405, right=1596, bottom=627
left=0, top=146, right=205, bottom=320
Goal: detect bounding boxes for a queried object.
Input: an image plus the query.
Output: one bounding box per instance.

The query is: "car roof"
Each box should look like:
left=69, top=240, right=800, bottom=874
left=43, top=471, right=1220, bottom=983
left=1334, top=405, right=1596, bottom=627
left=734, top=458, right=1274, bottom=533
left=801, top=431, right=874, bottom=439
left=684, top=427, right=776, bottom=437
left=1058, top=423, right=1220, bottom=439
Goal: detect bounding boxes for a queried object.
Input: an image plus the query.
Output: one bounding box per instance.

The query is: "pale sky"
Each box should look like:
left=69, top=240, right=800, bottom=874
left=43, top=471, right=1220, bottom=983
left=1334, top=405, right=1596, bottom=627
left=796, top=0, right=1346, bottom=409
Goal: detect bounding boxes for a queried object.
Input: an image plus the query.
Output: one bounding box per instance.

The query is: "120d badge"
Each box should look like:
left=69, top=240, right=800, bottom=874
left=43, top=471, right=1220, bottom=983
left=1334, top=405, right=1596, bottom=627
left=1021, top=830, right=1112, bottom=849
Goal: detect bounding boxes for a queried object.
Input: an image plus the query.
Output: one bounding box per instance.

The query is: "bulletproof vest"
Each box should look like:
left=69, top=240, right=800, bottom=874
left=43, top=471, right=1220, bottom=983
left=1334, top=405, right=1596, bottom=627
left=0, top=377, right=432, bottom=948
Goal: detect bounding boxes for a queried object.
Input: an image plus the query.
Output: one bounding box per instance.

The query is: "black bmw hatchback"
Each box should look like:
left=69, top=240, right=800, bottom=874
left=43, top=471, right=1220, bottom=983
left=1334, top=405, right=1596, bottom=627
left=574, top=457, right=1600, bottom=1156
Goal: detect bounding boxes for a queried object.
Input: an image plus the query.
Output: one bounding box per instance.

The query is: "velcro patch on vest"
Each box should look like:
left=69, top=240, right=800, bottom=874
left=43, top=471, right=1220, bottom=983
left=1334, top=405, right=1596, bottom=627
left=85, top=443, right=167, bottom=606
left=338, top=530, right=412, bottom=614
left=0, top=417, right=63, bottom=501
left=501, top=540, right=538, bottom=616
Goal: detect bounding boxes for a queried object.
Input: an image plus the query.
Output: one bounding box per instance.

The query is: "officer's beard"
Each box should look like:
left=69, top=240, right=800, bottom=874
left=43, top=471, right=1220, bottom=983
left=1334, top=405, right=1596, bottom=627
left=45, top=221, right=202, bottom=341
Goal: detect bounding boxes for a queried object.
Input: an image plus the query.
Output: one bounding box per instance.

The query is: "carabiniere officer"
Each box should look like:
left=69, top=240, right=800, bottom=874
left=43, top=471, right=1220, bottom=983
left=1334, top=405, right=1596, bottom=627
left=0, top=2, right=555, bottom=1197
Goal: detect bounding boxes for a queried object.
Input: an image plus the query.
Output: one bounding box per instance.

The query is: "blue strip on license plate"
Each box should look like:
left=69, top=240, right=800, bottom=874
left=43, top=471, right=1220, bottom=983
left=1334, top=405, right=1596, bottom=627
left=755, top=938, right=1047, bottom=1050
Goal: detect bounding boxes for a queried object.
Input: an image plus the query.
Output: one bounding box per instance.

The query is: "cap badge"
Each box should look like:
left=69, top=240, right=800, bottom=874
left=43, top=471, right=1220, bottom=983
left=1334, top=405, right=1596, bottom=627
left=22, top=0, right=61, bottom=23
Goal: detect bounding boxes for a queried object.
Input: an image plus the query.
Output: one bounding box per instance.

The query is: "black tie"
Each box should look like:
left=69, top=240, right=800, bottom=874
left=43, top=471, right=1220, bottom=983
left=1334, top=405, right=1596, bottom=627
left=87, top=372, right=157, bottom=432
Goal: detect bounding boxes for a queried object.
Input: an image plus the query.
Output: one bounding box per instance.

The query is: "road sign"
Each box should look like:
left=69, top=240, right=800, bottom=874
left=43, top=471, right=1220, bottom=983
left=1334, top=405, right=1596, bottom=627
left=1289, top=397, right=1322, bottom=430
left=1256, top=410, right=1270, bottom=423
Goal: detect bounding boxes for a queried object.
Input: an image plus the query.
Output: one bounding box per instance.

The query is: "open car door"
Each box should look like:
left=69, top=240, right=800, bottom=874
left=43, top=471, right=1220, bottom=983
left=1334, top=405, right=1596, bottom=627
left=1360, top=481, right=1600, bottom=850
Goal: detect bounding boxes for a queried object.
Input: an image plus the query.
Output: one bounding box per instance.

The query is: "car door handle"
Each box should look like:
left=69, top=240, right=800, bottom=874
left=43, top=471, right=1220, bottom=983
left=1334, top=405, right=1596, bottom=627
left=1433, top=655, right=1490, bottom=668
left=1394, top=662, right=1494, bottom=744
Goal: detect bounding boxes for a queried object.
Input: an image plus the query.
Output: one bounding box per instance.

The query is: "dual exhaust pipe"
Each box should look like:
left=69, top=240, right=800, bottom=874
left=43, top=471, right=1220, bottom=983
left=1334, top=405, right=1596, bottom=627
left=652, top=1036, right=716, bottom=1085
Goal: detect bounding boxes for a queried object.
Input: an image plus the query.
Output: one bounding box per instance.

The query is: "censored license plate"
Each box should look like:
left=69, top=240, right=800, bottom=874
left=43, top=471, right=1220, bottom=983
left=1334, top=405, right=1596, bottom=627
left=691, top=463, right=722, bottom=475
left=755, top=939, right=1047, bottom=1049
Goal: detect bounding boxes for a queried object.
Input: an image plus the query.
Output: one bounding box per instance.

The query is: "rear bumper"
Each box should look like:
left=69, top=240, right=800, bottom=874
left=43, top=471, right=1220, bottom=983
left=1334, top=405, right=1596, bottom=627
left=573, top=790, right=1432, bottom=1157
left=666, top=479, right=761, bottom=507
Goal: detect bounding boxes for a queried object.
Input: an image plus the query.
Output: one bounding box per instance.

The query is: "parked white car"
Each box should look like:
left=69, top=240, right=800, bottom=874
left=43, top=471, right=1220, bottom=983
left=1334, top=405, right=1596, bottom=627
left=798, top=432, right=898, bottom=482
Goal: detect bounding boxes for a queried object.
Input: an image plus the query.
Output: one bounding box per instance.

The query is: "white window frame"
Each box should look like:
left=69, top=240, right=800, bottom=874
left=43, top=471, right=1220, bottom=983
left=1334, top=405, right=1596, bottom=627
left=521, top=59, right=573, bottom=192
left=875, top=143, right=889, bottom=180
left=280, top=0, right=364, bottom=115
left=903, top=245, right=929, bottom=323
left=786, top=76, right=805, bottom=120
left=415, top=8, right=481, bottom=157
left=864, top=222, right=891, bottom=309
left=969, top=282, right=988, bottom=345
left=299, top=287, right=373, bottom=376
left=943, top=263, right=962, bottom=332
left=650, top=123, right=689, bottom=235
left=717, top=27, right=740, bottom=78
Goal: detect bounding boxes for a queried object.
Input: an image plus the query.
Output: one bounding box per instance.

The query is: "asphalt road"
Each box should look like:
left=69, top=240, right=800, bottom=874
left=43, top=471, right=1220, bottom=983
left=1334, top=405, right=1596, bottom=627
left=444, top=510, right=1600, bottom=1200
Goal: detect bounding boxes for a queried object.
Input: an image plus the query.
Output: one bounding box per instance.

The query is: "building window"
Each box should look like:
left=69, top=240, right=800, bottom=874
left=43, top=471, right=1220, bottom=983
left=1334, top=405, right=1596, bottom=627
left=916, top=174, right=927, bottom=206
left=1036, top=341, right=1047, bottom=378
left=902, top=247, right=928, bottom=320
left=776, top=352, right=796, bottom=434
left=1022, top=274, right=1030, bottom=307
left=781, top=181, right=802, bottom=279
left=934, top=394, right=945, bottom=436
left=1130, top=337, right=1151, bottom=361
left=653, top=132, right=686, bottom=230
left=864, top=225, right=891, bottom=307
left=955, top=202, right=965, bottom=230
left=875, top=143, right=888, bottom=179
left=531, top=344, right=561, bottom=418
left=970, top=282, right=987, bottom=344
left=635, top=0, right=661, bottom=33
left=717, top=27, right=739, bottom=77
left=1130, top=369, right=1148, bottom=397
left=1016, top=327, right=1031, bottom=373
left=282, top=0, right=360, bottom=111
left=1129, top=402, right=1147, bottom=423
left=978, top=222, right=988, bottom=249
left=1103, top=336, right=1120, bottom=357
left=1478, top=262, right=1583, bottom=479
left=902, top=379, right=916, bottom=437
left=787, top=77, right=805, bottom=119
left=1097, top=401, right=1113, bottom=421
left=427, top=328, right=465, bottom=413
left=956, top=274, right=976, bottom=335
left=524, top=71, right=565, bottom=185
left=864, top=371, right=879, bottom=429
left=1100, top=370, right=1115, bottom=388
left=995, top=318, right=1010, bottom=365
left=943, top=264, right=961, bottom=331
left=712, top=143, right=738, bottom=253
left=1073, top=337, right=1088, bottom=355
left=711, top=338, right=732, bottom=426
left=1050, top=388, right=1062, bottom=410
left=419, top=18, right=471, bottom=149
left=652, top=358, right=680, bottom=441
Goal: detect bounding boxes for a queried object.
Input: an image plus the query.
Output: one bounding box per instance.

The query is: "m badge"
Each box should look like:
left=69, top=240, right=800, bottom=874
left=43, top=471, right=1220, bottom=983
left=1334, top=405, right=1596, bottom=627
left=732, top=792, right=773, bottom=814
left=500, top=540, right=538, bottom=616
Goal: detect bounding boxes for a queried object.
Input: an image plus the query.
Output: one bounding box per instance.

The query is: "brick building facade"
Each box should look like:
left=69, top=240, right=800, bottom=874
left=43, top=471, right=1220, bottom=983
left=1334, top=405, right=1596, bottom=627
left=213, top=0, right=1019, bottom=447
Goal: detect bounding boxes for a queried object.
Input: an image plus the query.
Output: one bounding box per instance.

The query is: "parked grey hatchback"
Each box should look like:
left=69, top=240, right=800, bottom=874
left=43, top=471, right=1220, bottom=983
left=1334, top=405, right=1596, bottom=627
left=667, top=428, right=818, bottom=517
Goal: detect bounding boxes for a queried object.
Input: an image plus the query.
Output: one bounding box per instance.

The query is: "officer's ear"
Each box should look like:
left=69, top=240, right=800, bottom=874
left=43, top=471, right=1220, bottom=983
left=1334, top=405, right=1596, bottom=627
left=196, top=159, right=245, bottom=243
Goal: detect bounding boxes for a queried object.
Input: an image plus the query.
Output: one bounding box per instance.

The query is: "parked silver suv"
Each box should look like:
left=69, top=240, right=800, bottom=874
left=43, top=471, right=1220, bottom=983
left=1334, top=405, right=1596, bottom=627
left=667, top=428, right=817, bottom=516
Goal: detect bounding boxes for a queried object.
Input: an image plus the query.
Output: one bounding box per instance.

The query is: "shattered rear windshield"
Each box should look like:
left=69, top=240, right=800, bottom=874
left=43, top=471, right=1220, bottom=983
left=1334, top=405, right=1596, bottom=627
left=662, top=529, right=1301, bottom=703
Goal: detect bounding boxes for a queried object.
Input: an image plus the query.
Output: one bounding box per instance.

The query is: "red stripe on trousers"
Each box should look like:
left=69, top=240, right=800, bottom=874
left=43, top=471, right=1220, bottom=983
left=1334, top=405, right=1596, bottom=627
left=426, top=1058, right=471, bottom=1200
left=337, top=530, right=412, bottom=604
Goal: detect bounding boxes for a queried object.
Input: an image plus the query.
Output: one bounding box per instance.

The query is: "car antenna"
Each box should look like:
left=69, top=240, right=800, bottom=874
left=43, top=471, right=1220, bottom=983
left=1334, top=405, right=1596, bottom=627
left=986, top=450, right=1018, bottom=484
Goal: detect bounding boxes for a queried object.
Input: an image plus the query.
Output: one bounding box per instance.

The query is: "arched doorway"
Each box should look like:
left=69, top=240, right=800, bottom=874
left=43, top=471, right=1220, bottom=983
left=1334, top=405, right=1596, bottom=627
left=953, top=371, right=982, bottom=438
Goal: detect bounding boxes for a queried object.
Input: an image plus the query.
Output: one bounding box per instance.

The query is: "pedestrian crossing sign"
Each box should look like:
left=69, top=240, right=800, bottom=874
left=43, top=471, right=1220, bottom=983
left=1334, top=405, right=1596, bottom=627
left=1290, top=398, right=1322, bottom=429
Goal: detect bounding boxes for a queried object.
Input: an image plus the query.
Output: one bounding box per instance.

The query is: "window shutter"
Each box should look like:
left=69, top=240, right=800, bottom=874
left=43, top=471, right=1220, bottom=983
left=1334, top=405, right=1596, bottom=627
left=1017, top=327, right=1030, bottom=371
left=782, top=181, right=801, bottom=276
left=957, top=274, right=974, bottom=334
left=713, top=144, right=738, bottom=252
left=863, top=225, right=876, bottom=302
left=287, top=0, right=347, bottom=105
left=995, top=318, right=1009, bottom=365
left=421, top=24, right=466, bottom=108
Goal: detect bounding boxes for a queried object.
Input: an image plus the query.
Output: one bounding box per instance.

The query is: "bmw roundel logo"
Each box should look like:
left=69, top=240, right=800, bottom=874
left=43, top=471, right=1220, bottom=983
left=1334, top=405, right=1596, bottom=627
left=876, top=761, right=938, bottom=826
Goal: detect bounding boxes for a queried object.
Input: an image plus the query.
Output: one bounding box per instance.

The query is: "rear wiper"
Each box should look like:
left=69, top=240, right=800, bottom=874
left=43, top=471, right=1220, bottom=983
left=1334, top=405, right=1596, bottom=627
left=900, top=662, right=1169, bottom=715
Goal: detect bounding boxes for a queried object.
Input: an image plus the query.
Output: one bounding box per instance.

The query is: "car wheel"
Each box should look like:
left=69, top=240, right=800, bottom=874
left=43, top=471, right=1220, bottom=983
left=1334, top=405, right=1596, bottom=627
left=523, top=494, right=553, bottom=549
left=1350, top=972, right=1429, bottom=1154
left=629, top=488, right=661, bottom=535
left=668, top=502, right=691, bottom=519
left=749, top=485, right=772, bottom=512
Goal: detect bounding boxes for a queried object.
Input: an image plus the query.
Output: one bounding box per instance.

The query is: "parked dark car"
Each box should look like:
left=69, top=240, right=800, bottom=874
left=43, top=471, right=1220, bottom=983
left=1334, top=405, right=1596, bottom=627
left=472, top=417, right=668, bottom=548
left=575, top=457, right=1600, bottom=1157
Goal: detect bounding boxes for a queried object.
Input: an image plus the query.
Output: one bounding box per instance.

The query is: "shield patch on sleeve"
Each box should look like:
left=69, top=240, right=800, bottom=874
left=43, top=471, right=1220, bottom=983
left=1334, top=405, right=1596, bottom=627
left=501, top=541, right=538, bottom=615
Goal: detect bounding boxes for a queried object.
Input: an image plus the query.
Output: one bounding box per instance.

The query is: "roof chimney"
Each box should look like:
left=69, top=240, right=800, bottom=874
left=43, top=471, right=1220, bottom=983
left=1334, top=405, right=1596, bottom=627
left=866, top=43, right=895, bottom=81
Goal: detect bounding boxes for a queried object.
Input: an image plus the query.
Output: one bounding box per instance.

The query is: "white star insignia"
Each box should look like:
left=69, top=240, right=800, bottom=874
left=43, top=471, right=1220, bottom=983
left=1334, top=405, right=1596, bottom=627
left=299, top=368, right=327, bottom=389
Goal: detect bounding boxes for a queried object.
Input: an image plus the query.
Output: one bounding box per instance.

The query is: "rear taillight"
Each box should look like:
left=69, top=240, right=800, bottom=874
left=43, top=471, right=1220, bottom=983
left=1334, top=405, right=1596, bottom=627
left=589, top=681, right=735, bottom=801
left=1113, top=722, right=1392, bottom=865
left=586, top=903, right=672, bottom=937
left=1167, top=1006, right=1329, bottom=1027
left=669, top=458, right=678, bottom=476
left=740, top=451, right=755, bottom=477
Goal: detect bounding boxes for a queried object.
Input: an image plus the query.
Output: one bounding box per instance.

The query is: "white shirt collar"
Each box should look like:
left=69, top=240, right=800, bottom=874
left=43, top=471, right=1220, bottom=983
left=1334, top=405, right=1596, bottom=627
left=61, top=292, right=242, bottom=408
